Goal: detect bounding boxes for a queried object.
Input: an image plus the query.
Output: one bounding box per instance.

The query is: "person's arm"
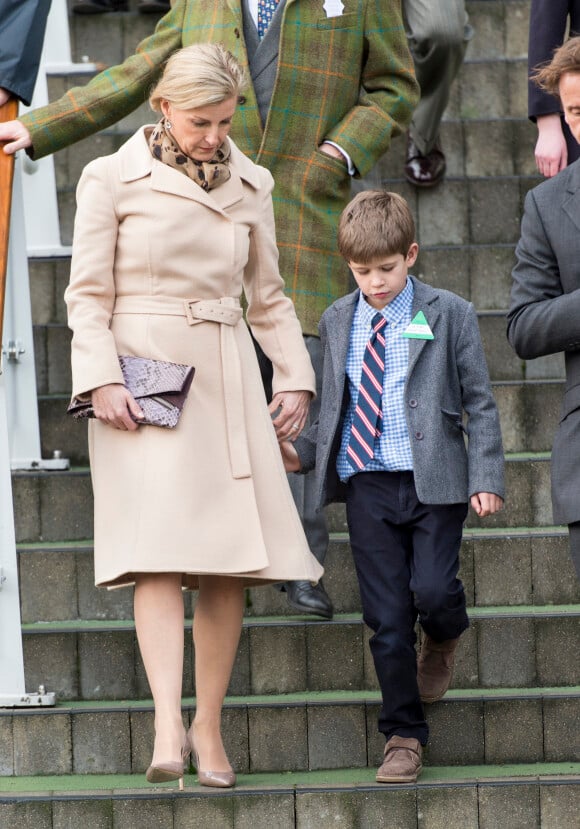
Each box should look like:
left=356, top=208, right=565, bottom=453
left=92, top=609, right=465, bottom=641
left=454, top=303, right=505, bottom=502
left=534, top=113, right=569, bottom=177
left=0, top=0, right=52, bottom=106
left=322, top=1, right=419, bottom=178
left=0, top=2, right=185, bottom=159
left=507, top=188, right=580, bottom=360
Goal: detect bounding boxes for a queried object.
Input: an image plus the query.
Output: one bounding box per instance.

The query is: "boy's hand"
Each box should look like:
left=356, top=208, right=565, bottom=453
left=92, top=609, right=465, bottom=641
left=280, top=440, right=301, bottom=473
left=470, top=492, right=504, bottom=518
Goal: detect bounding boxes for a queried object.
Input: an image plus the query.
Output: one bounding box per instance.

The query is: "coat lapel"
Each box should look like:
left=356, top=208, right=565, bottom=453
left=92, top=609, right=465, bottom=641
left=562, top=160, right=580, bottom=233
left=328, top=290, right=358, bottom=396
left=406, top=277, right=440, bottom=377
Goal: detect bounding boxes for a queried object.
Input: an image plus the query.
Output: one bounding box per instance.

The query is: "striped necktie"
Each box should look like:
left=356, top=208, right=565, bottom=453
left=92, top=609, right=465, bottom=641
left=347, top=312, right=387, bottom=471
left=257, top=0, right=280, bottom=39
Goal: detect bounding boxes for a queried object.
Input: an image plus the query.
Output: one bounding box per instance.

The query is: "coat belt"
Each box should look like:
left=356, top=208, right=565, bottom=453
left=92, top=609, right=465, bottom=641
left=112, top=296, right=251, bottom=480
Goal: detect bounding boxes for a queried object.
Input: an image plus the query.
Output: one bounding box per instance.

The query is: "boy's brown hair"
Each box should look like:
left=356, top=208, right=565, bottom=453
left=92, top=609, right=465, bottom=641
left=337, top=190, right=416, bottom=263
left=532, top=36, right=580, bottom=97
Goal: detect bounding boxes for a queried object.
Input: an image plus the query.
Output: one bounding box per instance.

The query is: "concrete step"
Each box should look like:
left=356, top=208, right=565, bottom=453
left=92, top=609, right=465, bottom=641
left=1, top=764, right=578, bottom=829
left=1, top=686, right=579, bottom=776
left=16, top=529, right=580, bottom=624
left=10, top=453, right=554, bottom=544
left=20, top=606, right=580, bottom=701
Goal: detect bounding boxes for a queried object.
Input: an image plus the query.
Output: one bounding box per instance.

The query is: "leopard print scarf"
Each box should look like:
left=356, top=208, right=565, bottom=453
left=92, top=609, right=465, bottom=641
left=147, top=119, right=231, bottom=191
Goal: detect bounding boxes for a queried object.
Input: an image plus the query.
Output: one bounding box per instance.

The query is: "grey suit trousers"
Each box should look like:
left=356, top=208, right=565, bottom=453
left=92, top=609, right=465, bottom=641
left=404, top=0, right=472, bottom=154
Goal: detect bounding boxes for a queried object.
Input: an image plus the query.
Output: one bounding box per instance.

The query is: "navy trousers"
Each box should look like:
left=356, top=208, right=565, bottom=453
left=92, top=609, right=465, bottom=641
left=346, top=471, right=469, bottom=745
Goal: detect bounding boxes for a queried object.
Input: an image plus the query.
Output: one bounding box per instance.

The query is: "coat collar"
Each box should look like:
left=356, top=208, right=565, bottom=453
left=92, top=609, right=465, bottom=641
left=116, top=126, right=262, bottom=214
left=562, top=158, right=580, bottom=233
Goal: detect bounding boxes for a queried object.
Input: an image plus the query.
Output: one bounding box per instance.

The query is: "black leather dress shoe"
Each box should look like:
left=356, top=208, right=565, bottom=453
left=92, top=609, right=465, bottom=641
left=137, top=0, right=171, bottom=11
left=72, top=0, right=128, bottom=12
left=404, top=134, right=446, bottom=188
left=285, top=580, right=333, bottom=619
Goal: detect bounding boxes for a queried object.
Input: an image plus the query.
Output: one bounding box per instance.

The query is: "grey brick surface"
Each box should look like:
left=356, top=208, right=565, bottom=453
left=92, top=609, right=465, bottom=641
left=39, top=397, right=88, bottom=466
left=478, top=783, right=540, bottom=829
left=425, top=700, right=485, bottom=765
left=53, top=799, right=114, bottom=829
left=451, top=625, right=479, bottom=689
left=417, top=182, right=469, bottom=247
left=306, top=623, right=364, bottom=691
left=478, top=313, right=524, bottom=382
left=72, top=710, right=131, bottom=774
left=296, top=789, right=418, bottom=829
left=174, top=796, right=234, bottom=829
left=469, top=244, right=515, bottom=311
left=234, top=794, right=295, bottom=829
left=478, top=618, right=536, bottom=688
left=76, top=551, right=135, bottom=620
left=13, top=711, right=72, bottom=775
left=112, top=798, right=173, bottom=829
left=504, top=2, right=531, bottom=60
left=307, top=704, right=367, bottom=769
left=474, top=536, right=532, bottom=606
left=484, top=699, right=543, bottom=763
left=459, top=61, right=510, bottom=120
left=0, top=716, right=13, bottom=775
left=249, top=625, right=306, bottom=694
left=543, top=698, right=580, bottom=762
left=540, top=783, right=580, bottom=829
left=417, top=785, right=479, bottom=829
left=12, top=473, right=41, bottom=543
left=78, top=631, right=137, bottom=700
left=19, top=550, right=78, bottom=622
left=465, top=120, right=515, bottom=178
left=531, top=535, right=580, bottom=605
left=414, top=246, right=470, bottom=301
left=39, top=470, right=93, bottom=542
left=0, top=801, right=52, bottom=829
left=23, top=632, right=79, bottom=700
left=535, top=617, right=580, bottom=686
left=248, top=706, right=307, bottom=772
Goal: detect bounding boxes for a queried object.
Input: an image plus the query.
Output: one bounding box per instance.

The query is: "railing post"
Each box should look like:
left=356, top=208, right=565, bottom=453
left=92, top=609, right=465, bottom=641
left=0, top=99, right=54, bottom=707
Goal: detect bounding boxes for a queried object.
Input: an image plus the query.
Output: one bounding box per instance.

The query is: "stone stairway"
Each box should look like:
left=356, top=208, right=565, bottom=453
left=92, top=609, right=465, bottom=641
left=2, top=1, right=580, bottom=826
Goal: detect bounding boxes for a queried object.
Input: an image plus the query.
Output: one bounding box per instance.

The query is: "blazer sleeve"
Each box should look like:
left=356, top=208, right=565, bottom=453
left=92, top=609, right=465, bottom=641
left=0, top=0, right=51, bottom=105
left=20, top=2, right=185, bottom=159
left=243, top=168, right=316, bottom=396
left=507, top=186, right=580, bottom=359
left=323, top=1, right=419, bottom=176
left=64, top=157, right=125, bottom=397
left=455, top=304, right=505, bottom=499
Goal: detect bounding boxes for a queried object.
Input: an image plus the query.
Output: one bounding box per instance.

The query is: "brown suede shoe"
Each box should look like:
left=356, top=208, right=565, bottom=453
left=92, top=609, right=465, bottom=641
left=376, top=735, right=423, bottom=784
left=417, top=634, right=461, bottom=703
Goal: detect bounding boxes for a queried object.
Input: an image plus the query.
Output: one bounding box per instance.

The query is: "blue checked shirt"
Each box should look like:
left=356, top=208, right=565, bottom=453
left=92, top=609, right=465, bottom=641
left=337, top=279, right=414, bottom=482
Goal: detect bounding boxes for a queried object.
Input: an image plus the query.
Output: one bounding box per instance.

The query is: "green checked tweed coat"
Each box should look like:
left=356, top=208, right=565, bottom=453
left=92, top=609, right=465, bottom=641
left=23, top=0, right=418, bottom=335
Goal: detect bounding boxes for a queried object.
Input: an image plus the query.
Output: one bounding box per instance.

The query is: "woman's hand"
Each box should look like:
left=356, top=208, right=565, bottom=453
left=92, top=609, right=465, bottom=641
left=470, top=492, right=504, bottom=518
left=91, top=383, right=145, bottom=431
left=0, top=119, right=32, bottom=154
left=279, top=440, right=301, bottom=472
left=269, top=389, right=311, bottom=441
left=534, top=114, right=568, bottom=178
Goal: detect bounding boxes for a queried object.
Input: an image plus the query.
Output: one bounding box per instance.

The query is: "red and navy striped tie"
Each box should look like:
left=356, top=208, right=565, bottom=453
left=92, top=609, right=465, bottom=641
left=347, top=312, right=387, bottom=471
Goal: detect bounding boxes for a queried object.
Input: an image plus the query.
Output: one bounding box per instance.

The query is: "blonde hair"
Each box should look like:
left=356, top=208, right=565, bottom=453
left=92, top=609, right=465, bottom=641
left=532, top=36, right=580, bottom=97
left=337, top=190, right=416, bottom=262
left=150, top=43, right=247, bottom=112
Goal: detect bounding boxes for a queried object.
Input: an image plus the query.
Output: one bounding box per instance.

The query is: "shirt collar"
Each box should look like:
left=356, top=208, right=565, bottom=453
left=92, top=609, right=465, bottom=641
left=357, top=277, right=414, bottom=327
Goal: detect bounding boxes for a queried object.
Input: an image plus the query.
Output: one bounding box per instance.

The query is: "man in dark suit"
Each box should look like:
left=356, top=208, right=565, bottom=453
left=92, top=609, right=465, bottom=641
left=0, top=0, right=52, bottom=107
left=508, top=36, right=580, bottom=578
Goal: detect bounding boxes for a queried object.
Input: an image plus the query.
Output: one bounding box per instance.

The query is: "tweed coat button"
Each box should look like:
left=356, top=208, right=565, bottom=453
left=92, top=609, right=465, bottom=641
left=234, top=27, right=240, bottom=37
left=409, top=399, right=418, bottom=408
left=415, top=431, right=424, bottom=440
left=238, top=95, right=247, bottom=105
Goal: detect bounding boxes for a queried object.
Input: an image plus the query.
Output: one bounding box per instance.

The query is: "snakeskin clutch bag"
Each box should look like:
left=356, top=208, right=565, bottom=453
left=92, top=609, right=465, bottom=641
left=67, top=356, right=195, bottom=428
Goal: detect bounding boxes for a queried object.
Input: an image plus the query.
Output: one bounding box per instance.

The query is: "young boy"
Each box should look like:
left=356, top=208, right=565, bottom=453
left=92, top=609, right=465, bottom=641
left=282, top=190, right=505, bottom=783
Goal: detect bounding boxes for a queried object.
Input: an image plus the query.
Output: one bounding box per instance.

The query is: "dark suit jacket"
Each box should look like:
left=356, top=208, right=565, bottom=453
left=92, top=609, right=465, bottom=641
left=508, top=160, right=580, bottom=524
left=528, top=0, right=580, bottom=163
left=0, top=0, right=51, bottom=105
left=294, top=277, right=505, bottom=510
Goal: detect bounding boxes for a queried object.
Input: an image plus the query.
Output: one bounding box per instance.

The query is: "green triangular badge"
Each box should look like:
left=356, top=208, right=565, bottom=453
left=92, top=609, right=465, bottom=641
left=402, top=311, right=434, bottom=340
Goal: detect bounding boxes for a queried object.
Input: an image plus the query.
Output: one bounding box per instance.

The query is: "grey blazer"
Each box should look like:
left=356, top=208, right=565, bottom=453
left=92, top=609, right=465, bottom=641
left=295, top=276, right=505, bottom=509
left=508, top=160, right=580, bottom=524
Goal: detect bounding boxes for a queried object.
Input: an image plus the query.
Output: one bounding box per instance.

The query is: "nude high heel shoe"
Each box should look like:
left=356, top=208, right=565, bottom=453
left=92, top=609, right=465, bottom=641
left=188, top=725, right=236, bottom=788
left=146, top=733, right=191, bottom=790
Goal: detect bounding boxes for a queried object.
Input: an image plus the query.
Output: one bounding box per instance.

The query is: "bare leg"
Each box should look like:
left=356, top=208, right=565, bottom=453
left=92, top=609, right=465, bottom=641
left=134, top=573, right=185, bottom=765
left=191, top=575, right=245, bottom=771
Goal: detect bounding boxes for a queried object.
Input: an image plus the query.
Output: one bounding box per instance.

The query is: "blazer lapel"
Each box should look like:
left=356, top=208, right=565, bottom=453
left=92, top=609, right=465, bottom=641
left=562, top=161, right=580, bottom=233
left=406, top=277, right=440, bottom=376
left=328, top=291, right=358, bottom=396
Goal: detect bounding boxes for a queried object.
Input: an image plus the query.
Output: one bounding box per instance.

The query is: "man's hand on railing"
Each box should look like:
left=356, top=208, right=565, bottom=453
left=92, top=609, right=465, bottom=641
left=0, top=115, right=32, bottom=155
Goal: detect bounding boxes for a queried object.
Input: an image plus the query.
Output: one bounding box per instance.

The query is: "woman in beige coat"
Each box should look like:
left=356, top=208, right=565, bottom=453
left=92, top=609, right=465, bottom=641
left=65, top=44, right=323, bottom=789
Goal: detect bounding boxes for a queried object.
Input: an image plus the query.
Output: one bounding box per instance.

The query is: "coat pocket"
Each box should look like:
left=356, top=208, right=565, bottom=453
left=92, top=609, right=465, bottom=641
left=441, top=408, right=467, bottom=434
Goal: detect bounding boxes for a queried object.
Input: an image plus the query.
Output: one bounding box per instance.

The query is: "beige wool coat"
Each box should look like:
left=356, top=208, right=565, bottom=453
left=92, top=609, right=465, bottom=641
left=66, top=127, right=323, bottom=590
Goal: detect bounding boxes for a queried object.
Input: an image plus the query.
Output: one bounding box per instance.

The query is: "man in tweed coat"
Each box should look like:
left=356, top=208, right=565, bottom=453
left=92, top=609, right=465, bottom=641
left=0, top=0, right=418, bottom=616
